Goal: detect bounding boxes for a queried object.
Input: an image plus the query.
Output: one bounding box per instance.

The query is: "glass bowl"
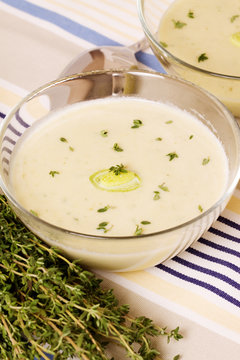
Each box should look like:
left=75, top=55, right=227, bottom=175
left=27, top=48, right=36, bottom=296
left=138, top=0, right=240, bottom=117
left=0, top=70, right=240, bottom=272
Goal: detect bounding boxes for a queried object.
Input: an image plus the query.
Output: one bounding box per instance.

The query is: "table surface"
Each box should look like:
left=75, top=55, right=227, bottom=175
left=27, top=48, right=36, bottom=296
left=0, top=1, right=240, bottom=359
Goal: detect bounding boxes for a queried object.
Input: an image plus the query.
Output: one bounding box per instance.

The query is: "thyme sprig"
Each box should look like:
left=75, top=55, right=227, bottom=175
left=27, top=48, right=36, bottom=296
left=0, top=195, right=182, bottom=360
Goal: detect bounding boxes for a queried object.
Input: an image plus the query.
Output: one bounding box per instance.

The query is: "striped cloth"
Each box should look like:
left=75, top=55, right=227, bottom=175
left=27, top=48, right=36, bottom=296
left=0, top=0, right=239, bottom=358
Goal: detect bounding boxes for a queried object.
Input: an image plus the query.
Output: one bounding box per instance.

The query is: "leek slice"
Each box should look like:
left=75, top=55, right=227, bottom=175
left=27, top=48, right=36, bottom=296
left=231, top=32, right=240, bottom=47
left=90, top=168, right=141, bottom=192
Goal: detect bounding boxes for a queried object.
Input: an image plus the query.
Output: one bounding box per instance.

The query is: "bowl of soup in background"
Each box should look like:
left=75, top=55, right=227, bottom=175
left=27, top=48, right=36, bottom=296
left=138, top=0, right=240, bottom=117
left=0, top=70, right=240, bottom=272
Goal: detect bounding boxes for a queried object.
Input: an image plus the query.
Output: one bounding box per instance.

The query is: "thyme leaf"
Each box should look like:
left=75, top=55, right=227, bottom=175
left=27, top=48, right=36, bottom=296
left=109, top=164, right=127, bottom=175
left=97, top=205, right=110, bottom=213
left=172, top=19, right=187, bottom=28
left=49, top=170, right=60, bottom=177
left=160, top=41, right=168, bottom=48
left=60, top=137, right=67, bottom=142
left=188, top=10, right=194, bottom=18
left=134, top=224, right=143, bottom=236
left=100, top=129, right=108, bottom=137
left=166, top=152, right=179, bottom=161
left=113, top=143, right=123, bottom=152
left=153, top=191, right=160, bottom=200
left=202, top=157, right=210, bottom=165
left=60, top=137, right=74, bottom=151
left=97, top=221, right=112, bottom=232
left=159, top=182, right=169, bottom=192
left=231, top=14, right=239, bottom=23
left=30, top=209, right=39, bottom=217
left=198, top=53, right=208, bottom=62
left=131, top=119, right=143, bottom=129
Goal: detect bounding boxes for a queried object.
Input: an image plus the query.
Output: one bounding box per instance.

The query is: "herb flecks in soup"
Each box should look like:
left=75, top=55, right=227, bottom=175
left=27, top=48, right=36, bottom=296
left=158, top=0, right=240, bottom=76
left=10, top=98, right=228, bottom=236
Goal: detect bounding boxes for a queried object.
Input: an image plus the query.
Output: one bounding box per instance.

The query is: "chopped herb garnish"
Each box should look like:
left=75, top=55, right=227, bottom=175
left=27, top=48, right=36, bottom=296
left=188, top=10, right=194, bottom=18
left=97, top=205, right=110, bottom=213
left=141, top=220, right=151, bottom=225
left=100, top=129, right=108, bottom=137
left=113, top=143, right=123, bottom=152
left=30, top=209, right=39, bottom=217
left=131, top=119, right=143, bottom=129
left=198, top=205, right=203, bottom=212
left=202, top=157, right=210, bottom=165
left=172, top=19, right=187, bottom=28
left=60, top=137, right=67, bottom=142
left=153, top=191, right=160, bottom=200
left=160, top=41, right=168, bottom=48
left=60, top=137, right=74, bottom=151
left=231, top=14, right=239, bottom=23
left=159, top=182, right=169, bottom=192
left=173, top=356, right=181, bottom=360
left=165, top=120, right=173, bottom=124
left=97, top=221, right=108, bottom=228
left=134, top=224, right=143, bottom=236
left=189, top=134, right=194, bottom=139
left=166, top=152, right=179, bottom=161
left=198, top=53, right=208, bottom=62
left=156, top=137, right=163, bottom=141
left=97, top=221, right=112, bottom=233
left=49, top=170, right=60, bottom=177
left=109, top=164, right=128, bottom=175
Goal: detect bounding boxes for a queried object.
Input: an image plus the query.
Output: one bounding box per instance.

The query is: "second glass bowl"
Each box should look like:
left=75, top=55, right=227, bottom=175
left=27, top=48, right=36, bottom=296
left=138, top=0, right=240, bottom=117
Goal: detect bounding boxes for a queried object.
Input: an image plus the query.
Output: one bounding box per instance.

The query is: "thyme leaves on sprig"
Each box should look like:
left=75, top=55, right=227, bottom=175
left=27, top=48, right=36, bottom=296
left=0, top=195, right=182, bottom=359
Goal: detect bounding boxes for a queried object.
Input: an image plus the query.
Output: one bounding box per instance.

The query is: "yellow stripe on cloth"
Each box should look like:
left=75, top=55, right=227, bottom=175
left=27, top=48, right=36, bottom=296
left=0, top=86, right=23, bottom=109
left=37, top=0, right=139, bottom=42
left=119, top=270, right=240, bottom=335
left=227, top=194, right=240, bottom=215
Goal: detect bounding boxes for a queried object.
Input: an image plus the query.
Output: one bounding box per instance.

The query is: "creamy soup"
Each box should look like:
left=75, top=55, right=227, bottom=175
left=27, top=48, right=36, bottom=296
left=10, top=98, right=228, bottom=237
left=158, top=0, right=240, bottom=75
left=158, top=0, right=240, bottom=115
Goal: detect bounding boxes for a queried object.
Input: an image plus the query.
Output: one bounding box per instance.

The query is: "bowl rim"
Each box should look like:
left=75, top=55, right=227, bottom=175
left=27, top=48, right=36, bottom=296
left=1, top=69, right=240, bottom=242
left=137, top=0, right=240, bottom=80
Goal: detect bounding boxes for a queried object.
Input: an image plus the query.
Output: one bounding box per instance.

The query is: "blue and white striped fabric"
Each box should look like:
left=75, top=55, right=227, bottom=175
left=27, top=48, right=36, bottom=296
left=0, top=0, right=239, bottom=358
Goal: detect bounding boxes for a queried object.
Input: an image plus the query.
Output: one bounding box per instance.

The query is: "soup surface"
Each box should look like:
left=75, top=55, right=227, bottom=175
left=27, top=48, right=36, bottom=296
left=10, top=97, right=228, bottom=236
left=158, top=0, right=240, bottom=76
